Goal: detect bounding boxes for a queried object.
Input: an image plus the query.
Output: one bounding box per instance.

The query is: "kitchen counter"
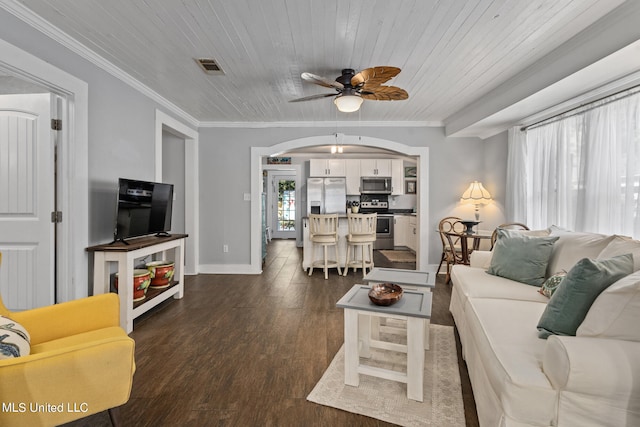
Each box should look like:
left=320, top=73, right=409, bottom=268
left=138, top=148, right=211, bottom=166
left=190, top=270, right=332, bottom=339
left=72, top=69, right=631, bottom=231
left=388, top=209, right=415, bottom=214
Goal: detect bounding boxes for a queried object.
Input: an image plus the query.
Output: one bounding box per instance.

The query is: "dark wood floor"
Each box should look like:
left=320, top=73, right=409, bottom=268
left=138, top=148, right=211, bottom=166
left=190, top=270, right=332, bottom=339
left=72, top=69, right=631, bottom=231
left=65, top=240, right=478, bottom=427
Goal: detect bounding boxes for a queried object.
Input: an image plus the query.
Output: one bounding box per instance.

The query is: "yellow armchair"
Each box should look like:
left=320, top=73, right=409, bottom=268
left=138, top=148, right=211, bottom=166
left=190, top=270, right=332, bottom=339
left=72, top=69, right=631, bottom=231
left=0, top=292, right=135, bottom=427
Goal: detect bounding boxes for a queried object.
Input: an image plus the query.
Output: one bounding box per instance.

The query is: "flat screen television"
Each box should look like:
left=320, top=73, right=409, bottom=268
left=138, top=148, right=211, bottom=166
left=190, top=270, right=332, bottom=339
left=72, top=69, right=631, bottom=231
left=114, top=178, right=174, bottom=242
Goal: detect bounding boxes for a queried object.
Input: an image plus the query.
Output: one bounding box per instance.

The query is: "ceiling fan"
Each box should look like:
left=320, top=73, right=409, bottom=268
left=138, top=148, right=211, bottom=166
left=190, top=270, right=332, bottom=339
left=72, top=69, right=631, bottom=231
left=290, top=67, right=408, bottom=112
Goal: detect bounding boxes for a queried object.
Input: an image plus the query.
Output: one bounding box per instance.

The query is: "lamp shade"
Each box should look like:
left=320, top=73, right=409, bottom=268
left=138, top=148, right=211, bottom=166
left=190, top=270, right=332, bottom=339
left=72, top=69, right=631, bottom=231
left=460, top=181, right=492, bottom=205
left=334, top=94, right=363, bottom=113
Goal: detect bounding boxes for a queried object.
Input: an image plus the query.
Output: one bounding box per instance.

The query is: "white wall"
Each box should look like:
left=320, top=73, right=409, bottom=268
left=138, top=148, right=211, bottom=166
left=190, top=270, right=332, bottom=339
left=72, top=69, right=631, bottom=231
left=198, top=126, right=487, bottom=266
left=482, top=131, right=509, bottom=231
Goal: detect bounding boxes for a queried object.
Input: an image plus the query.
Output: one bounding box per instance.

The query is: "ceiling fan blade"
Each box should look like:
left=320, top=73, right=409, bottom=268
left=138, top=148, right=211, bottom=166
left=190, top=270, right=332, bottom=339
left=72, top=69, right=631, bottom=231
left=351, top=66, right=401, bottom=88
left=289, top=93, right=336, bottom=103
left=360, top=86, right=409, bottom=101
left=301, top=72, right=344, bottom=89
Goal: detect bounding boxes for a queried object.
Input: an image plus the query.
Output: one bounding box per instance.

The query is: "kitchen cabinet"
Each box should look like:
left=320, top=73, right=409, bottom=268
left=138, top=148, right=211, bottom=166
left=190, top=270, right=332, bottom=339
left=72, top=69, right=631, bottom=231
left=310, top=159, right=346, bottom=177
left=311, top=158, right=409, bottom=195
left=360, top=159, right=391, bottom=177
left=345, top=159, right=361, bottom=195
left=391, top=159, right=404, bottom=195
left=407, top=215, right=417, bottom=252
left=394, top=215, right=409, bottom=247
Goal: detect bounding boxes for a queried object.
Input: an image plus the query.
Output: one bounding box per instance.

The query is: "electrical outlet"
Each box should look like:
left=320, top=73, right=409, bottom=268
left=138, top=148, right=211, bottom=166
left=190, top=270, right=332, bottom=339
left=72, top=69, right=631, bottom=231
left=223, top=244, right=229, bottom=253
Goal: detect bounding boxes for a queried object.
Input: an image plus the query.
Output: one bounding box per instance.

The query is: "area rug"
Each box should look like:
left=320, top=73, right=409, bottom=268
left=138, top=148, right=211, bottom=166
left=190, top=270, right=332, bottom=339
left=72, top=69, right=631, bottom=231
left=307, top=323, right=465, bottom=426
left=379, top=250, right=417, bottom=263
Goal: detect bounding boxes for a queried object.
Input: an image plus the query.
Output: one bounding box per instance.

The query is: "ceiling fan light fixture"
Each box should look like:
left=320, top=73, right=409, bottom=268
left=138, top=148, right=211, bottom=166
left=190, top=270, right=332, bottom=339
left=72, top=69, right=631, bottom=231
left=334, top=94, right=363, bottom=113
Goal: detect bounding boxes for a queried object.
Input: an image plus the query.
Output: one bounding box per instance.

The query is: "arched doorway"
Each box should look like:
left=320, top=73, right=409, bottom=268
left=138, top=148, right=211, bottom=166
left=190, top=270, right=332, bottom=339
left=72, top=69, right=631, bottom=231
left=250, top=135, right=429, bottom=273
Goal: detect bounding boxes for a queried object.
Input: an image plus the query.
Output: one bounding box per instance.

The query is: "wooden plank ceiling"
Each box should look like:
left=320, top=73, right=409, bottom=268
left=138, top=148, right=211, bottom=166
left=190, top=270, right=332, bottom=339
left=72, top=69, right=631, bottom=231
left=16, top=0, right=626, bottom=124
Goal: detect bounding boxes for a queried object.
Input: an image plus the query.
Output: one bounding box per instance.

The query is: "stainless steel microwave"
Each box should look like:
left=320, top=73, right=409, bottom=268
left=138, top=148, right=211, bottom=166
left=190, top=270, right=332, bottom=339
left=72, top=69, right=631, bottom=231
left=360, top=176, right=392, bottom=194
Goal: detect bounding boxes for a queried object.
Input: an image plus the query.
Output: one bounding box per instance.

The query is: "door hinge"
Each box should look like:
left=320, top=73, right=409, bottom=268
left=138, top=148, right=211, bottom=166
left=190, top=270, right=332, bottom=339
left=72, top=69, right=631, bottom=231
left=51, top=211, right=62, bottom=223
left=51, top=119, right=62, bottom=131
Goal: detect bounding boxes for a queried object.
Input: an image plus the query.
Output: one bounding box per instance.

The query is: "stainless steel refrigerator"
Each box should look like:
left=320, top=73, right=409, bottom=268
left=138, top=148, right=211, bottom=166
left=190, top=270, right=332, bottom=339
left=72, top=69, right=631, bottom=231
left=307, top=177, right=346, bottom=214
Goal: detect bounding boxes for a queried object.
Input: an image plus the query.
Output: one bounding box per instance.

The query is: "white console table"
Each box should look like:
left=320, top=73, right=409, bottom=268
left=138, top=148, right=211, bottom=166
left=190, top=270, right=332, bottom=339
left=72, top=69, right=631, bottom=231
left=87, top=234, right=187, bottom=333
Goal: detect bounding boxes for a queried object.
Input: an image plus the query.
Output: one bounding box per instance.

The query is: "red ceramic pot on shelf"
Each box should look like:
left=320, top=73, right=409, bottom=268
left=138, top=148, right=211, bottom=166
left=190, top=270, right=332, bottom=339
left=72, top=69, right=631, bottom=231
left=146, top=260, right=175, bottom=288
left=114, top=269, right=151, bottom=302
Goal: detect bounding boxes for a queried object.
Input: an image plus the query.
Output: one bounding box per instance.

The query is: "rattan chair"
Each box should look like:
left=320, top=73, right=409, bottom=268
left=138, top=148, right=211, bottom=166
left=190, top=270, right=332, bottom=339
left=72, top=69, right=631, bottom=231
left=438, top=216, right=467, bottom=283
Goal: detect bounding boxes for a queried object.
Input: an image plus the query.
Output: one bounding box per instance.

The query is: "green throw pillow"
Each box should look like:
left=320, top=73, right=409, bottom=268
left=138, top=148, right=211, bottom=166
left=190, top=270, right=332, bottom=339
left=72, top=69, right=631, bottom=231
left=539, top=272, right=567, bottom=298
left=537, top=254, right=633, bottom=339
left=487, top=229, right=559, bottom=286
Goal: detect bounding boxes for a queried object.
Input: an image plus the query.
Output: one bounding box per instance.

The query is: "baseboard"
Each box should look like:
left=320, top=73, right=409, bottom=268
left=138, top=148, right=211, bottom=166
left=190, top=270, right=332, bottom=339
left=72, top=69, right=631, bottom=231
left=198, top=264, right=260, bottom=274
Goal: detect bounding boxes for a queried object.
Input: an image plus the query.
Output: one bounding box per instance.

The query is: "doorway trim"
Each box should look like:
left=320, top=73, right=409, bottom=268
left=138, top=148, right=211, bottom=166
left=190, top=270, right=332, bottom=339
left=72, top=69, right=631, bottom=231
left=0, top=38, right=89, bottom=301
left=251, top=135, right=429, bottom=274
left=155, top=109, right=199, bottom=275
left=263, top=165, right=302, bottom=244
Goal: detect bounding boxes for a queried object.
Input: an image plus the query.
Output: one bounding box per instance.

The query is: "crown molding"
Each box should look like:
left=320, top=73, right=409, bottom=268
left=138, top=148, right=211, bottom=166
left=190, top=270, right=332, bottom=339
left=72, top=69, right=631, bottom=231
left=197, top=120, right=442, bottom=128
left=0, top=0, right=199, bottom=128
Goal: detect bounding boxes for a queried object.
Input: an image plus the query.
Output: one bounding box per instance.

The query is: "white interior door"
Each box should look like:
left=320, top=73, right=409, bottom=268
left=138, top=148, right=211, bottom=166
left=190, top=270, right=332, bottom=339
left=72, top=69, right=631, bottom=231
left=0, top=93, right=55, bottom=310
left=268, top=171, right=297, bottom=239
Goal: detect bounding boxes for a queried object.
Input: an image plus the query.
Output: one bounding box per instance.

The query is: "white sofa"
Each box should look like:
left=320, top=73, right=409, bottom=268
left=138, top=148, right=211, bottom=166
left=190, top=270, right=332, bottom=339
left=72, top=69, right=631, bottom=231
left=449, top=229, right=640, bottom=426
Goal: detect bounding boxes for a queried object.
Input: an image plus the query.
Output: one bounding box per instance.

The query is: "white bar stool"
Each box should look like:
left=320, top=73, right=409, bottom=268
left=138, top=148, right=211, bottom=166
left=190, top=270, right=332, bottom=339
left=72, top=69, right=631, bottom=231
left=344, top=213, right=377, bottom=278
left=308, top=214, right=341, bottom=279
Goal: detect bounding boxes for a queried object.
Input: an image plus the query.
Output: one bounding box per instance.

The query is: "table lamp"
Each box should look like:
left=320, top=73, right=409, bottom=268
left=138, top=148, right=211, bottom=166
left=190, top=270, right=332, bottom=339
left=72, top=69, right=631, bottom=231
left=460, top=181, right=492, bottom=221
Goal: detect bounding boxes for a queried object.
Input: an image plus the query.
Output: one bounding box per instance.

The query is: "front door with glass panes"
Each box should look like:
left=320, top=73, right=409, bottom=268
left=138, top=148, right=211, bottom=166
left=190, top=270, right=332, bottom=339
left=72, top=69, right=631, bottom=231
left=269, top=172, right=296, bottom=239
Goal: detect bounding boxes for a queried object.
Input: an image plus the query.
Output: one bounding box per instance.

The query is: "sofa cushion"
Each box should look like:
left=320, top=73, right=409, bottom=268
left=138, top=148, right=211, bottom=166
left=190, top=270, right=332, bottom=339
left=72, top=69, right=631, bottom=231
left=537, top=254, right=633, bottom=339
left=0, top=315, right=31, bottom=359
left=577, top=270, right=640, bottom=341
left=451, top=265, right=549, bottom=303
left=487, top=229, right=559, bottom=286
left=465, top=298, right=557, bottom=424
left=597, top=235, right=640, bottom=272
left=546, top=230, right=615, bottom=277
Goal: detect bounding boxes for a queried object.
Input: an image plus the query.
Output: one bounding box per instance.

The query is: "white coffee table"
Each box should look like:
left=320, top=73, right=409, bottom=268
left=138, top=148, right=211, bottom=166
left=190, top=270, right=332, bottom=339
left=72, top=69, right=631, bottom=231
left=363, top=266, right=437, bottom=349
left=336, top=284, right=432, bottom=402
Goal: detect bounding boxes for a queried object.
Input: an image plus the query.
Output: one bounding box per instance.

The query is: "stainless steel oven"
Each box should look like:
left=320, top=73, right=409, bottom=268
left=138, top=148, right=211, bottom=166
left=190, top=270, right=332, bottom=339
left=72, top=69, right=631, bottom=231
left=359, top=194, right=394, bottom=250
left=374, top=214, right=394, bottom=250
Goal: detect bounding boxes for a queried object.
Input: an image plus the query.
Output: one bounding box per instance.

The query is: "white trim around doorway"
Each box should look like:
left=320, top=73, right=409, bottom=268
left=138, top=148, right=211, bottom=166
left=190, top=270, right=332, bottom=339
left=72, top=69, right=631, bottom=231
left=0, top=38, right=89, bottom=302
left=155, top=109, right=199, bottom=275
left=251, top=135, right=429, bottom=275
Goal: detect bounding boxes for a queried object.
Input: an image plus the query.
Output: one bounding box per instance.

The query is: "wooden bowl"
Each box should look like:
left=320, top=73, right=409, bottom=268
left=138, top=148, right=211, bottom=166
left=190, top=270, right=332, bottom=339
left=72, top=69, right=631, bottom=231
left=368, top=283, right=403, bottom=306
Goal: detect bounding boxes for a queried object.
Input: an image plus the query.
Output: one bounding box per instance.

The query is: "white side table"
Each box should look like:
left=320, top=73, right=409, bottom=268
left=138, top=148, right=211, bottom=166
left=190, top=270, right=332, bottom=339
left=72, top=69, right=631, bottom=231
left=336, top=285, right=432, bottom=402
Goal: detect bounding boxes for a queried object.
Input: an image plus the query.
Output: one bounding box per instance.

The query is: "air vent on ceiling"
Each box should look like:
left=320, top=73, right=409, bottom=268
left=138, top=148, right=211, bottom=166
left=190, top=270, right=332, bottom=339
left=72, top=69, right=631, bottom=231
left=196, top=58, right=224, bottom=75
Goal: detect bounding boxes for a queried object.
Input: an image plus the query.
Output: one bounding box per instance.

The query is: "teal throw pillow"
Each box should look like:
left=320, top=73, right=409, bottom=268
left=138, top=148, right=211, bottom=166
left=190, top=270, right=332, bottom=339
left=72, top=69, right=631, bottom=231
left=487, top=229, right=559, bottom=286
left=537, top=254, right=633, bottom=339
left=539, top=271, right=567, bottom=298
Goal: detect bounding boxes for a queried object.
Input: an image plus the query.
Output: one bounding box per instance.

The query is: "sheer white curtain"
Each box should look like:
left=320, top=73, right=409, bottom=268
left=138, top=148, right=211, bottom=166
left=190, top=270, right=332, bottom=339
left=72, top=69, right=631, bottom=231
left=506, top=89, right=640, bottom=237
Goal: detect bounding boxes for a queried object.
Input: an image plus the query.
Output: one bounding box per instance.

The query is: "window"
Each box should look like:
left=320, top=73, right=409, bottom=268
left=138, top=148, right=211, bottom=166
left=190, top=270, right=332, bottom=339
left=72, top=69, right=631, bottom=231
left=507, top=88, right=640, bottom=237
